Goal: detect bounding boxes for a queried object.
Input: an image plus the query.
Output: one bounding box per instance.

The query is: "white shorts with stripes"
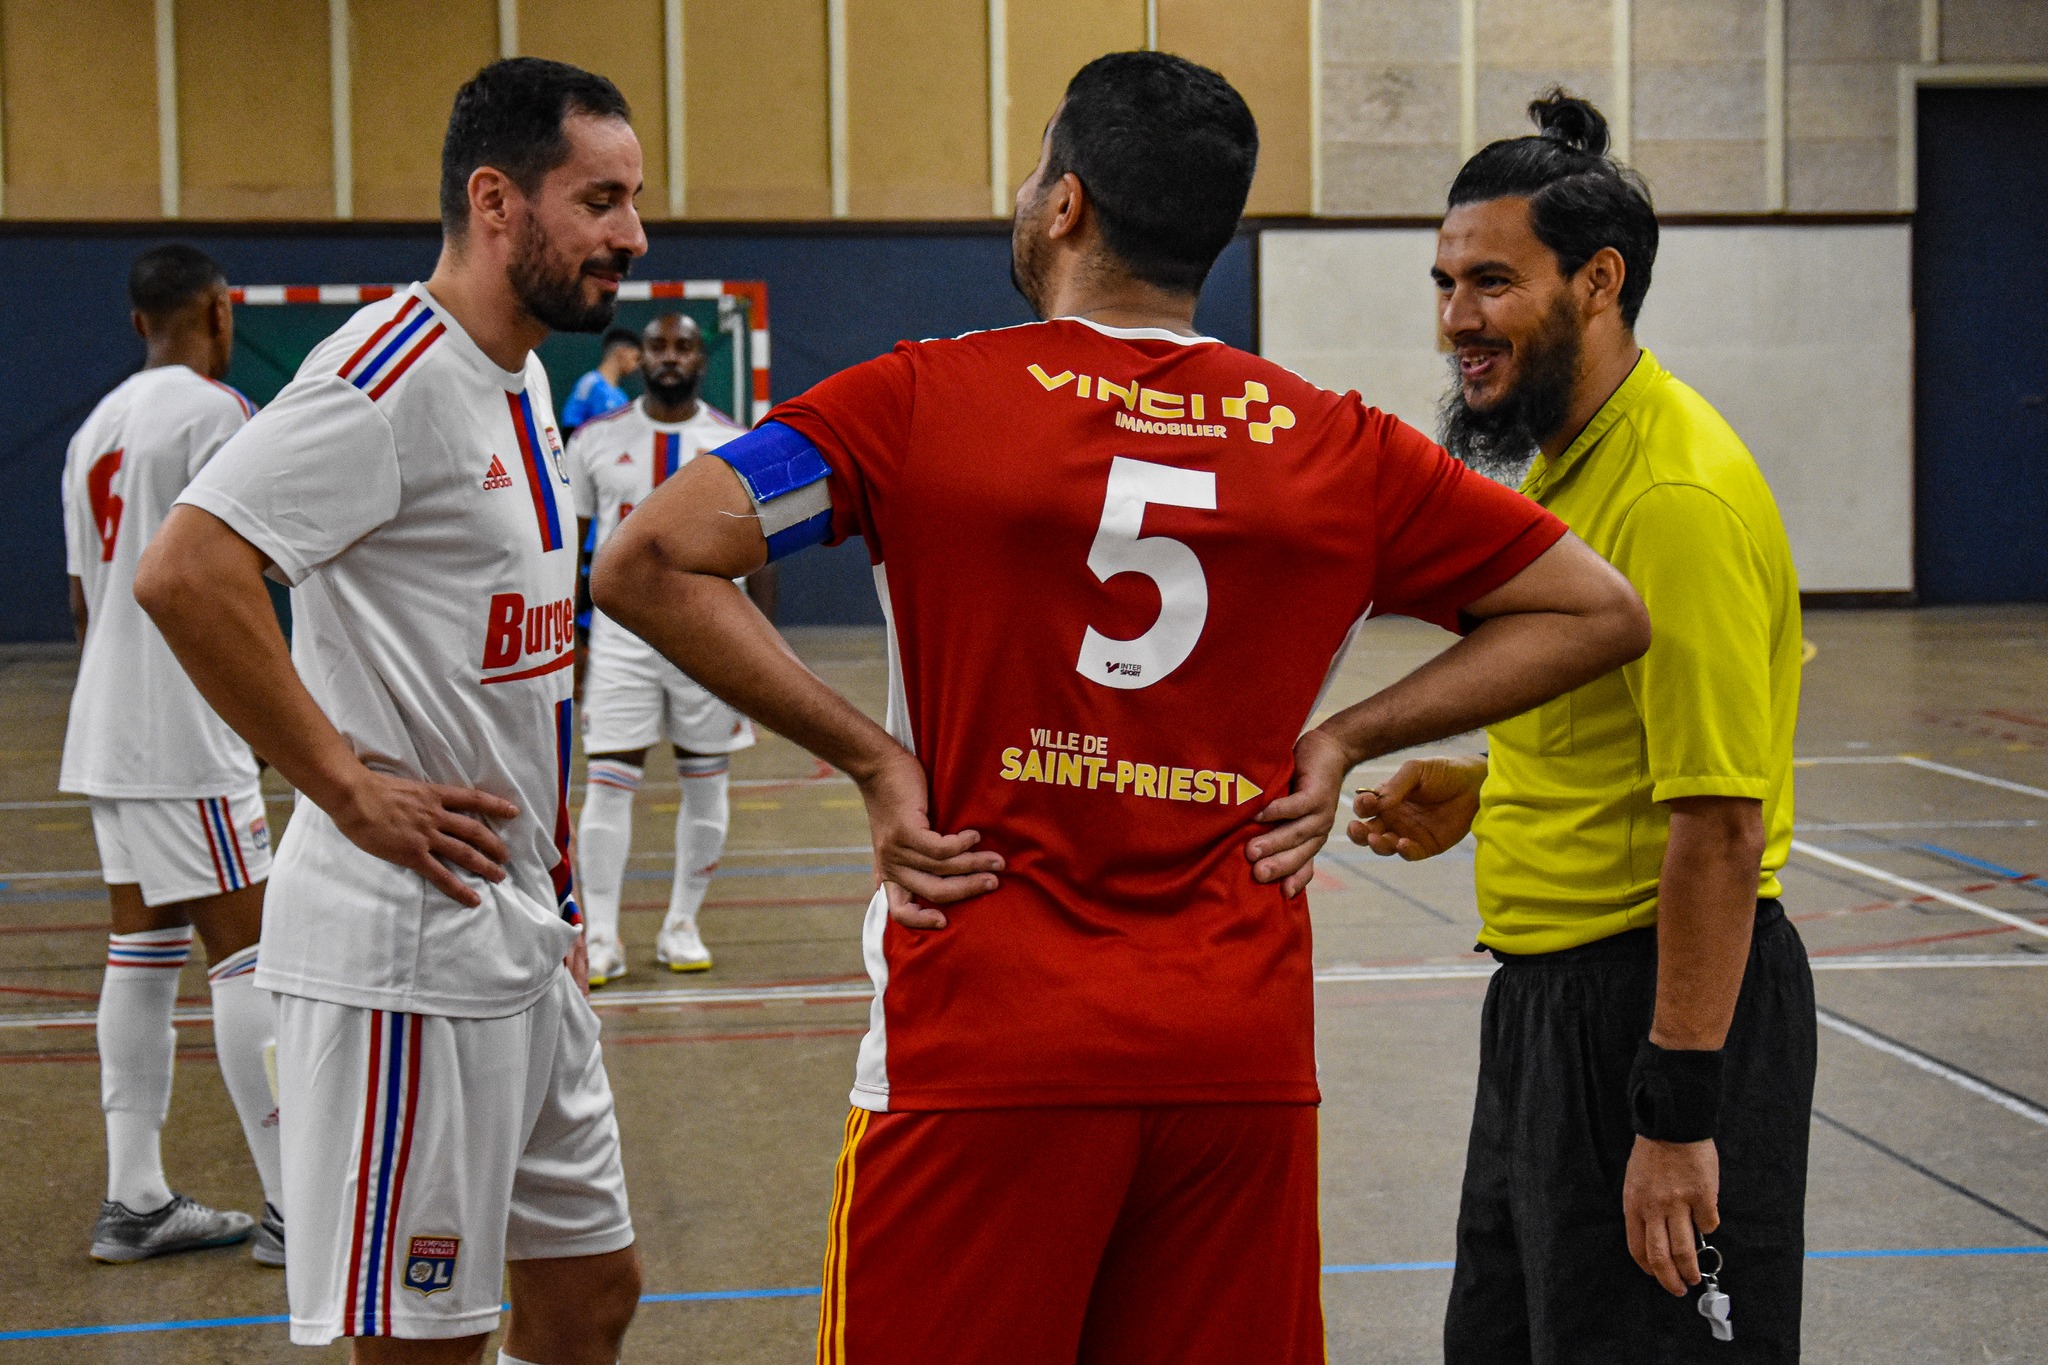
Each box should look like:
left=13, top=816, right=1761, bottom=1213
left=88, top=786, right=271, bottom=907
left=276, top=967, right=633, bottom=1345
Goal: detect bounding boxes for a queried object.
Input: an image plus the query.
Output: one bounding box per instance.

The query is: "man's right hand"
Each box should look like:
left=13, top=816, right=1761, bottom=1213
left=1348, top=755, right=1488, bottom=860
left=330, top=761, right=520, bottom=908
left=856, top=747, right=1004, bottom=931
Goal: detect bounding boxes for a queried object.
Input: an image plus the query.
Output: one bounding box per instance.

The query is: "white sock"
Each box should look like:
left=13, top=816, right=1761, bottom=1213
left=666, top=756, right=730, bottom=934
left=498, top=1352, right=544, bottom=1365
left=207, top=945, right=282, bottom=1209
left=99, top=926, right=189, bottom=1210
left=577, top=760, right=642, bottom=945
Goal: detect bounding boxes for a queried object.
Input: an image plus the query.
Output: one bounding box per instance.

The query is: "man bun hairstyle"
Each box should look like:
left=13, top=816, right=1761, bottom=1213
left=441, top=57, right=631, bottom=237
left=1447, top=88, right=1658, bottom=326
left=1046, top=51, right=1258, bottom=296
left=129, top=243, right=225, bottom=317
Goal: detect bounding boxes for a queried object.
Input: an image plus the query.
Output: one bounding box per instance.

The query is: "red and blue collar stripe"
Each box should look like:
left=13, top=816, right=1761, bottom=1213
left=507, top=391, right=565, bottom=552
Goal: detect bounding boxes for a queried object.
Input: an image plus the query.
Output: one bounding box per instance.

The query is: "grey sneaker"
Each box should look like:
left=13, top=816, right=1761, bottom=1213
left=250, top=1201, right=285, bottom=1267
left=90, top=1195, right=254, bottom=1263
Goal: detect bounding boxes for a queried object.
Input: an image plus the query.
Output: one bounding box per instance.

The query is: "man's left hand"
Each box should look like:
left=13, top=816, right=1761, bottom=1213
left=1623, top=1134, right=1720, bottom=1295
left=1247, top=728, right=1353, bottom=898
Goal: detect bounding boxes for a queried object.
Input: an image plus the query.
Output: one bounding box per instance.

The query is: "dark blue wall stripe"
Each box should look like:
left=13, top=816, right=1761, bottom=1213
left=0, top=226, right=1252, bottom=639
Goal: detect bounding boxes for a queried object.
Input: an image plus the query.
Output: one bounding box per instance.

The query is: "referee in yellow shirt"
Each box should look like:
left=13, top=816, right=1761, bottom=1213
left=1354, top=91, right=1815, bottom=1362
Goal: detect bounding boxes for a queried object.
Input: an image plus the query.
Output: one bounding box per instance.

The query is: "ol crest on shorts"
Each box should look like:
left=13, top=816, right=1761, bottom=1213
left=404, top=1235, right=460, bottom=1296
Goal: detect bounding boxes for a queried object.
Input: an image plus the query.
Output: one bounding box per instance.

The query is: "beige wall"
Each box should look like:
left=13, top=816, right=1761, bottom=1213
left=4, top=0, right=2046, bottom=220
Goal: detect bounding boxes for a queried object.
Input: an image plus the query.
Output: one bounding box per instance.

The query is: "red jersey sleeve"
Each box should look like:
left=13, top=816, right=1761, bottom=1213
left=763, top=345, right=917, bottom=560
left=1368, top=410, right=1568, bottom=631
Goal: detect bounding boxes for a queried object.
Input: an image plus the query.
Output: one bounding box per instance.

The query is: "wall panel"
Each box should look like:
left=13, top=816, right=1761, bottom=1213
left=520, top=0, right=667, bottom=214
left=1784, top=0, right=1913, bottom=211
left=846, top=0, right=988, bottom=218
left=1004, top=0, right=1146, bottom=203
left=1159, top=0, right=1312, bottom=216
left=179, top=0, right=332, bottom=218
left=686, top=0, right=830, bottom=219
left=1258, top=225, right=1915, bottom=592
left=1631, top=0, right=1766, bottom=212
left=1318, top=0, right=1462, bottom=216
left=350, top=0, right=497, bottom=220
left=0, top=0, right=159, bottom=218
left=1476, top=0, right=1610, bottom=148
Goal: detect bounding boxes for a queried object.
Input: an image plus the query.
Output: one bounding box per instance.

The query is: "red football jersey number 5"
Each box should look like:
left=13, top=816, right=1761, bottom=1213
left=1076, top=456, right=1217, bottom=691
left=88, top=449, right=126, bottom=563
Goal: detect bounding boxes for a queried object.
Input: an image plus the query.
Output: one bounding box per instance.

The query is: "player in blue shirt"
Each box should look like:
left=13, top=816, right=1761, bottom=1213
left=562, top=326, right=640, bottom=432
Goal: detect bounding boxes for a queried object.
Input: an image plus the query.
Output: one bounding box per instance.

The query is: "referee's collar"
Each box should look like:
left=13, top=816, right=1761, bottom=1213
left=1521, top=348, right=1663, bottom=498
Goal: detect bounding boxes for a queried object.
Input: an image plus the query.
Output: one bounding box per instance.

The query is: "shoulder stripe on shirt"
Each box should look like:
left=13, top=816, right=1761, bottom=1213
left=337, top=296, right=420, bottom=382
left=202, top=377, right=257, bottom=418
left=508, top=391, right=566, bottom=551
left=340, top=297, right=446, bottom=398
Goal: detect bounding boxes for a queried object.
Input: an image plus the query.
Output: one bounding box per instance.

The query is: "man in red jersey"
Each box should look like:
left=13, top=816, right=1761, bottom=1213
left=596, top=52, right=1649, bottom=1365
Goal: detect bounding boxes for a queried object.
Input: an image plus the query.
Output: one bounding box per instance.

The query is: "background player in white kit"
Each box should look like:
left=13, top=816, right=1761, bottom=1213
left=570, top=311, right=759, bottom=981
left=60, top=244, right=284, bottom=1267
left=136, top=59, right=645, bottom=1363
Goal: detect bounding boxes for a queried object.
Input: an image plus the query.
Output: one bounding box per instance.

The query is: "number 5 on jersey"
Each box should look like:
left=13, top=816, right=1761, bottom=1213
left=1076, top=456, right=1216, bottom=691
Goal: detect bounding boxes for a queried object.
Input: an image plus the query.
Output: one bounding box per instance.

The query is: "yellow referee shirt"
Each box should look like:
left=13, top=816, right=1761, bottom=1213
left=1472, top=350, right=1801, bottom=954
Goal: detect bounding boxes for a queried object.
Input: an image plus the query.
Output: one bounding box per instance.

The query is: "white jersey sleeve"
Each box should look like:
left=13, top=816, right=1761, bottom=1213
left=180, top=377, right=402, bottom=586
left=61, top=427, right=86, bottom=578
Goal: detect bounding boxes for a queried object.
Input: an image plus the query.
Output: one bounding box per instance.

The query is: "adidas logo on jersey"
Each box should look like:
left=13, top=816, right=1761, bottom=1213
left=482, top=454, right=515, bottom=491
left=614, top=452, right=634, bottom=465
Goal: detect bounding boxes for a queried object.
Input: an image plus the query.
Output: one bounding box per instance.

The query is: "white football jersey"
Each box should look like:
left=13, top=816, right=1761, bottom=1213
left=180, top=283, right=581, bottom=1018
left=59, top=365, right=262, bottom=799
left=567, top=396, right=746, bottom=670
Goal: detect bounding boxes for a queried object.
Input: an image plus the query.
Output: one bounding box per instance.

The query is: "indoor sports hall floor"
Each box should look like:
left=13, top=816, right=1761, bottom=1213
left=1, top=607, right=2044, bottom=1363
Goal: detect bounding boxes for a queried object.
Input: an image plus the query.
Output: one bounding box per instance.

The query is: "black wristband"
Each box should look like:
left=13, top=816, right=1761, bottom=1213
left=1628, top=1039, right=1724, bottom=1142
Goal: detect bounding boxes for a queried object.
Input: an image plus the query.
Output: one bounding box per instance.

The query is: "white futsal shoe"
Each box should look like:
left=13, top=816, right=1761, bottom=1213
left=655, top=914, right=713, bottom=973
left=90, top=1194, right=254, bottom=1263
left=586, top=931, right=628, bottom=987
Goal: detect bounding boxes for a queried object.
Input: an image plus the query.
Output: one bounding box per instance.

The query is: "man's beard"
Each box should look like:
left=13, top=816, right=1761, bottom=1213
left=1438, top=294, right=1582, bottom=484
left=508, top=217, right=630, bottom=333
left=1009, top=193, right=1054, bottom=320
left=646, top=370, right=701, bottom=406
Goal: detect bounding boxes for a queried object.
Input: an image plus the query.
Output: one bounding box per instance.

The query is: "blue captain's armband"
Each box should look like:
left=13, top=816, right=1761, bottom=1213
left=716, top=420, right=834, bottom=561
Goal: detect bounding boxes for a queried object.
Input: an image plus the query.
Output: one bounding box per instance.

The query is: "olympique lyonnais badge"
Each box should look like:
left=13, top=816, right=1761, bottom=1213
left=403, top=1236, right=460, bottom=1296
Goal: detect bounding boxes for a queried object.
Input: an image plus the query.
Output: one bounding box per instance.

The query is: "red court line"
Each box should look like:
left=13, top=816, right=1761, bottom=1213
left=1811, top=914, right=2048, bottom=956
left=0, top=923, right=104, bottom=936
left=0, top=1047, right=218, bottom=1066
left=1984, top=709, right=2048, bottom=731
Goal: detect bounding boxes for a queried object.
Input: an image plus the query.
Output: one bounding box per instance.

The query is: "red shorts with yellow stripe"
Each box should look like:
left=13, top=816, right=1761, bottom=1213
left=816, top=1104, right=1324, bottom=1365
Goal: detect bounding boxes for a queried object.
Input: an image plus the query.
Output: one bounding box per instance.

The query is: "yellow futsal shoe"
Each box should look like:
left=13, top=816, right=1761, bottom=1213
left=586, top=931, right=628, bottom=987
left=655, top=917, right=713, bottom=973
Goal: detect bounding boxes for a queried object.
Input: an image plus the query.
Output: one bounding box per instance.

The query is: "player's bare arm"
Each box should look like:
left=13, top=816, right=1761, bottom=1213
left=1249, top=532, right=1648, bottom=895
left=591, top=454, right=1003, bottom=930
left=136, top=506, right=519, bottom=907
left=1348, top=754, right=1491, bottom=860
left=68, top=576, right=88, bottom=641
left=1623, top=792, right=1764, bottom=1295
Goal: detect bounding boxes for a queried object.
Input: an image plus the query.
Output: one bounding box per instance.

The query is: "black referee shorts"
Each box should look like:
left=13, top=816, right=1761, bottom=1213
left=1444, top=901, right=1817, bottom=1365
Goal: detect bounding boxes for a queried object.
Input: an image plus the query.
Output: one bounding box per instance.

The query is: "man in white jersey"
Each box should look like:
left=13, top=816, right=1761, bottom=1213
left=137, top=59, right=646, bottom=1363
left=570, top=312, right=756, bottom=982
left=60, top=244, right=282, bottom=1266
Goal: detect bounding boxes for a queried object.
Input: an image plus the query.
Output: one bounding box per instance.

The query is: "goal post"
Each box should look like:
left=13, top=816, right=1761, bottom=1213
left=225, top=280, right=770, bottom=427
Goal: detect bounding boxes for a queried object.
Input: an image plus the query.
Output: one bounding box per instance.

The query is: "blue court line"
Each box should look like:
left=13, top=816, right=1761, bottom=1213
left=7, top=1248, right=2047, bottom=1342
left=1913, top=844, right=2028, bottom=880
